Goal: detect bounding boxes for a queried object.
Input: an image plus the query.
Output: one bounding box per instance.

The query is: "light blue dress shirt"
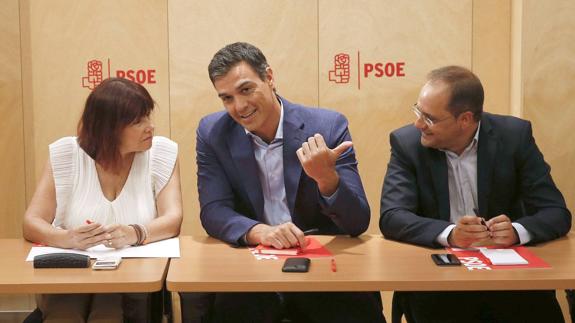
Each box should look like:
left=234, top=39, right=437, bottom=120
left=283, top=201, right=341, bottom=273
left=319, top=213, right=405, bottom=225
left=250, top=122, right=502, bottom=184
left=247, top=105, right=292, bottom=226
left=245, top=98, right=338, bottom=227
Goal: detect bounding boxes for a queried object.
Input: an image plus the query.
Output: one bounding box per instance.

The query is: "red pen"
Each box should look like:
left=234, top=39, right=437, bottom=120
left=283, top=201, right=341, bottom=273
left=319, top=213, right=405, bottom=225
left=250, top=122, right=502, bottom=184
left=331, top=258, right=337, bottom=272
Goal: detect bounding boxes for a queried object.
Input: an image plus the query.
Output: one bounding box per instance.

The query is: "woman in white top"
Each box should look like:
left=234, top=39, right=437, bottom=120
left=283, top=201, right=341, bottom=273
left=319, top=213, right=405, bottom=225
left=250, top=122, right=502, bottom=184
left=23, top=77, right=183, bottom=323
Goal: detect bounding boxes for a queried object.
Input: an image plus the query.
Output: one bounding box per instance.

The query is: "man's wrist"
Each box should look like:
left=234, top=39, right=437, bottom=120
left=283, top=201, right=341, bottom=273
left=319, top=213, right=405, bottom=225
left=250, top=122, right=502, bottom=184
left=239, top=233, right=249, bottom=246
left=316, top=172, right=339, bottom=196
left=512, top=227, right=520, bottom=245
left=245, top=223, right=267, bottom=245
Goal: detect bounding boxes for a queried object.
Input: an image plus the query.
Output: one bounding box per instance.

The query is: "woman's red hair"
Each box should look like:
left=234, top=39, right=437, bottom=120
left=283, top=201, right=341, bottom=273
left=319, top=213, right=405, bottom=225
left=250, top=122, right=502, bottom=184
left=77, top=78, right=154, bottom=173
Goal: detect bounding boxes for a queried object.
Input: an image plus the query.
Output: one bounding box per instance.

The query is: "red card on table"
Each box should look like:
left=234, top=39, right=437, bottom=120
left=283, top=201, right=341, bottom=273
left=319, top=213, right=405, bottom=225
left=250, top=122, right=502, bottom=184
left=250, top=237, right=333, bottom=260
left=448, top=246, right=550, bottom=270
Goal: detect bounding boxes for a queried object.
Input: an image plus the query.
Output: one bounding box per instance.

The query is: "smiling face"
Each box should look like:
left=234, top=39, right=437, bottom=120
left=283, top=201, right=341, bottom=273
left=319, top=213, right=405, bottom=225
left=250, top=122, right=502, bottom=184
left=415, top=80, right=467, bottom=153
left=119, top=115, right=154, bottom=154
left=213, top=61, right=281, bottom=143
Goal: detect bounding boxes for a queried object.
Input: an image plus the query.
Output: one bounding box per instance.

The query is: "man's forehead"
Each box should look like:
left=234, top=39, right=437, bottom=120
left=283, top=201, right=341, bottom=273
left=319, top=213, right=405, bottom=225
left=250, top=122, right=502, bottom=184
left=225, top=62, right=259, bottom=78
left=419, top=81, right=450, bottom=108
left=421, top=80, right=449, bottom=95
left=215, top=63, right=258, bottom=84
left=215, top=78, right=256, bottom=95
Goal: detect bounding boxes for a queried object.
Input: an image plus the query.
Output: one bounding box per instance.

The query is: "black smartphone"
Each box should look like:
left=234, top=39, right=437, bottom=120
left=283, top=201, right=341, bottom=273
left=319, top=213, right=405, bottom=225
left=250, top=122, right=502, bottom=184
left=431, top=253, right=461, bottom=266
left=282, top=257, right=311, bottom=272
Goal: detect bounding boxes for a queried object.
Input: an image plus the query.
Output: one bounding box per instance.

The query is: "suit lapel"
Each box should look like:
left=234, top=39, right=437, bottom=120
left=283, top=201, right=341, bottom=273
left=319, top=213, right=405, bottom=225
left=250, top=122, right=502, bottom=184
left=426, top=148, right=450, bottom=221
left=282, top=101, right=305, bottom=216
left=227, top=124, right=264, bottom=220
left=476, top=115, right=497, bottom=218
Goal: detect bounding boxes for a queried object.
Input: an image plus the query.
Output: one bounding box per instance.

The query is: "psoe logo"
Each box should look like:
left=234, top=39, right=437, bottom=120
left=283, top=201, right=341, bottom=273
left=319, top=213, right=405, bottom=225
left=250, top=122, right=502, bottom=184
left=81, top=58, right=157, bottom=90
left=328, top=53, right=350, bottom=84
left=328, top=51, right=406, bottom=89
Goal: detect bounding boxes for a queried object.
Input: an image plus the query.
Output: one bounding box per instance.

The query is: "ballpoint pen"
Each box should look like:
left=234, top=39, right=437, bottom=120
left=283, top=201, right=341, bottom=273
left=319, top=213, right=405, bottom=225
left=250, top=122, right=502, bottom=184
left=296, top=229, right=319, bottom=248
left=302, top=228, right=319, bottom=236
left=473, top=208, right=489, bottom=230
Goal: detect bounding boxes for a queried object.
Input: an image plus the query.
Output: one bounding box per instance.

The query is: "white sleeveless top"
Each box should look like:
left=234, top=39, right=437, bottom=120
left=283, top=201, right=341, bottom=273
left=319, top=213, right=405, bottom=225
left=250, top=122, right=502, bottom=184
left=49, top=136, right=178, bottom=229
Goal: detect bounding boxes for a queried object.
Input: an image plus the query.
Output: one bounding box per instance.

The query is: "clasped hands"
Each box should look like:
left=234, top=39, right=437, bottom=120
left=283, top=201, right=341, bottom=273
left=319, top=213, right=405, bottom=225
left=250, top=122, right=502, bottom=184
left=448, top=214, right=519, bottom=248
left=65, top=222, right=138, bottom=250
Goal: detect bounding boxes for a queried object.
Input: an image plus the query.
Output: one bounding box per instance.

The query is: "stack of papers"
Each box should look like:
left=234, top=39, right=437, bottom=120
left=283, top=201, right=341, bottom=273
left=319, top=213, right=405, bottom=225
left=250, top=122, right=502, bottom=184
left=26, top=237, right=180, bottom=261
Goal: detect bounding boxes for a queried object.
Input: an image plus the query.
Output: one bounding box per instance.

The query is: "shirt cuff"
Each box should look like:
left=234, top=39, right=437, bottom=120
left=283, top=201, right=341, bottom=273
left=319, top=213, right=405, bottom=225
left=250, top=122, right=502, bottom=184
left=239, top=233, right=249, bottom=246
left=320, top=188, right=339, bottom=206
left=512, top=222, right=532, bottom=245
left=436, top=224, right=456, bottom=247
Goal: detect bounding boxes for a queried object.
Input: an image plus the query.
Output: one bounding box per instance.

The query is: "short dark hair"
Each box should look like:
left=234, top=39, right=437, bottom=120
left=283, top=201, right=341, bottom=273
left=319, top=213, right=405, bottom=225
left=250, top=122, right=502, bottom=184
left=427, top=66, right=484, bottom=121
left=208, top=42, right=269, bottom=83
left=77, top=77, right=154, bottom=172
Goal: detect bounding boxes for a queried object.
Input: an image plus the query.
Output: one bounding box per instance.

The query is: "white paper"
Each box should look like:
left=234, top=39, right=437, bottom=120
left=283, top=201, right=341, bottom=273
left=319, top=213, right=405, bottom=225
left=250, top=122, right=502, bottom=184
left=480, top=248, right=528, bottom=265
left=26, top=237, right=180, bottom=261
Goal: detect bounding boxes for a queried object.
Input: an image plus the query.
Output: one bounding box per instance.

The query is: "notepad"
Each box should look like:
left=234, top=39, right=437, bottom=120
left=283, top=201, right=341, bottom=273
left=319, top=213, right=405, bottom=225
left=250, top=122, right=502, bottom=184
left=480, top=248, right=528, bottom=265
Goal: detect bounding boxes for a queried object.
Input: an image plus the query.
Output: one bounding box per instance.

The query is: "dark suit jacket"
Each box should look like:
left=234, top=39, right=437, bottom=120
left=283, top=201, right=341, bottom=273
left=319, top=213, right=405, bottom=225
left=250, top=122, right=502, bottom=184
left=196, top=97, right=370, bottom=245
left=380, top=112, right=571, bottom=248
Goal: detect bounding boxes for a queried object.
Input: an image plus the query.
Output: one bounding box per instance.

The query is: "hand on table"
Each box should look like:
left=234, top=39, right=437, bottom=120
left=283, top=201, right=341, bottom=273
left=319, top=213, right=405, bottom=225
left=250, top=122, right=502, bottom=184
left=65, top=222, right=107, bottom=250
left=247, top=222, right=307, bottom=249
left=101, top=223, right=139, bottom=249
left=449, top=215, right=491, bottom=248
left=486, top=214, right=519, bottom=247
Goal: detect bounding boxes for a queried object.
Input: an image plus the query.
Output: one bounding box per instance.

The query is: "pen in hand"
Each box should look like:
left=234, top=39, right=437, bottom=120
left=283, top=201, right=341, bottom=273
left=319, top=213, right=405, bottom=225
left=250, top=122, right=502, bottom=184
left=302, top=228, right=319, bottom=236
left=473, top=208, right=489, bottom=231
left=297, top=229, right=319, bottom=249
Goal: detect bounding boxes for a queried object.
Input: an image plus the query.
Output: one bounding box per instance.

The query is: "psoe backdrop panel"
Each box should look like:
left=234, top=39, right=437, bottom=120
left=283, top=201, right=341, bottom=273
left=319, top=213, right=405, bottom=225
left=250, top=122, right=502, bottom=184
left=0, top=0, right=25, bottom=238
left=522, top=0, right=575, bottom=214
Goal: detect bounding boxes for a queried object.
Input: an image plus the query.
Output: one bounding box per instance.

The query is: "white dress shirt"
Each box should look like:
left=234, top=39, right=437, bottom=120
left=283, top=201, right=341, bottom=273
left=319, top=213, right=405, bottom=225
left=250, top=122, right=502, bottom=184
left=436, top=123, right=532, bottom=246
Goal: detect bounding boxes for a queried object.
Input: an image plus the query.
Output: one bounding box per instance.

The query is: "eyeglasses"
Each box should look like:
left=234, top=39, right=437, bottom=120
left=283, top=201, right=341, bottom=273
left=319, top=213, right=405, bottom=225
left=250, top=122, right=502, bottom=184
left=412, top=104, right=452, bottom=127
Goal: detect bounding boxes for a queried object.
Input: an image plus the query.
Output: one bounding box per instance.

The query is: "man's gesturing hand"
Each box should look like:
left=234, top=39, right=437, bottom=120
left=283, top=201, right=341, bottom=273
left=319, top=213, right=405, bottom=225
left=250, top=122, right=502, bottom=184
left=296, top=133, right=352, bottom=196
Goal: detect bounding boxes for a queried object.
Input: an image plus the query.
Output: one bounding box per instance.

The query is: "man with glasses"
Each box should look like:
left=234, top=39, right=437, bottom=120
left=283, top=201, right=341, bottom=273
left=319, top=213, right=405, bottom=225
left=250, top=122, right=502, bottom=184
left=380, top=65, right=570, bottom=322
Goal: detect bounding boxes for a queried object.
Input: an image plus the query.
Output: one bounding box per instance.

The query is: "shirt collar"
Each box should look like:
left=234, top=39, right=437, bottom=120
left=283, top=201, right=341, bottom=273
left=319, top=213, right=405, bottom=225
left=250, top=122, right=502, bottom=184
left=245, top=96, right=284, bottom=141
left=470, top=121, right=481, bottom=148
left=440, top=121, right=481, bottom=156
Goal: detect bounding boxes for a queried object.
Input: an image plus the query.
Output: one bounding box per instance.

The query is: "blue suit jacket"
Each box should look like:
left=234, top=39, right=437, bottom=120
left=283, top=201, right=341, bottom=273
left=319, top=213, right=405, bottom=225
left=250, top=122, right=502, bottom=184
left=196, top=97, right=370, bottom=245
left=380, top=112, right=571, bottom=248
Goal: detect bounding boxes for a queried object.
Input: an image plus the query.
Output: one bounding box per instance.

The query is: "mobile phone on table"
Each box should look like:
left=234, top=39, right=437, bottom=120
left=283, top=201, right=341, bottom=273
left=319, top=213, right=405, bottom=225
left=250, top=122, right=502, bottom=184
left=92, top=257, right=122, bottom=270
left=282, top=257, right=310, bottom=272
left=431, top=254, right=461, bottom=266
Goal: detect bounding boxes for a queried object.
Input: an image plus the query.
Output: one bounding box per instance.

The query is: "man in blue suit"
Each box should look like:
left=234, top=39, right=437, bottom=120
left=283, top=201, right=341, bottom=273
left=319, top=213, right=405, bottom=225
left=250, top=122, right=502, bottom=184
left=380, top=65, right=570, bottom=322
left=188, top=42, right=385, bottom=323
